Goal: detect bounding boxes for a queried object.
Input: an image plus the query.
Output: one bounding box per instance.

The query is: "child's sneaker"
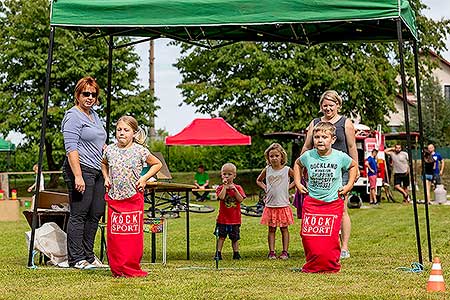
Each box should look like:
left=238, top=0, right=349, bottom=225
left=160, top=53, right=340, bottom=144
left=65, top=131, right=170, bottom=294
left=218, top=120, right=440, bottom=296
left=278, top=250, right=289, bottom=260
left=233, top=252, right=241, bottom=260
left=214, top=251, right=222, bottom=261
left=73, top=260, right=95, bottom=270
left=340, top=249, right=350, bottom=259
left=91, top=257, right=109, bottom=268
left=268, top=251, right=277, bottom=259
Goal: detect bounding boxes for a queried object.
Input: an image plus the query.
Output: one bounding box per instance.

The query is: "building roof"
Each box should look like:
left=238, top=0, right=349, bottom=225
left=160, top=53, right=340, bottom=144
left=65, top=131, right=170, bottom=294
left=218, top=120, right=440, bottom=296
left=396, top=92, right=417, bottom=106
left=428, top=50, right=450, bottom=70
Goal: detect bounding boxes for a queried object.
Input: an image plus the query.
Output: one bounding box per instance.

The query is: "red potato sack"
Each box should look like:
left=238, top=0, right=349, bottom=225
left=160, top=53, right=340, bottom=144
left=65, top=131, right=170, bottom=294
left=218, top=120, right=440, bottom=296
left=300, top=195, right=343, bottom=273
left=106, top=192, right=147, bottom=277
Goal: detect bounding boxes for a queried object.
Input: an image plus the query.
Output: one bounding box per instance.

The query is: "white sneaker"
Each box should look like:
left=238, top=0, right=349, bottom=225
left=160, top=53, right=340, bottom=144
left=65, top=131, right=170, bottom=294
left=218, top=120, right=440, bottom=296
left=57, top=261, right=70, bottom=268
left=91, top=257, right=109, bottom=268
left=340, top=249, right=350, bottom=259
left=73, top=260, right=95, bottom=270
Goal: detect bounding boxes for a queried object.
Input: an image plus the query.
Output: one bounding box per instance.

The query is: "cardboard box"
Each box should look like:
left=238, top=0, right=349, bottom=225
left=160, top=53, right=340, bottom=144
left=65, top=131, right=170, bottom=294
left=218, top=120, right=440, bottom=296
left=0, top=200, right=20, bottom=221
left=37, top=191, right=69, bottom=209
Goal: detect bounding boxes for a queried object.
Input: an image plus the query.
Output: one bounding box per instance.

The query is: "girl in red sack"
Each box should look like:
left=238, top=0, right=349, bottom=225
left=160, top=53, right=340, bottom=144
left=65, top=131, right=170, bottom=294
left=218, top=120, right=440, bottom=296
left=256, top=143, right=295, bottom=260
left=294, top=121, right=357, bottom=273
left=101, top=116, right=162, bottom=277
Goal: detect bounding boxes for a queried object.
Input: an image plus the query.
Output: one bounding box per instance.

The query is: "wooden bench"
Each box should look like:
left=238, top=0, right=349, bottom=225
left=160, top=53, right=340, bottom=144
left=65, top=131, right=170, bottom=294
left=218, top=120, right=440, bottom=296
left=191, top=188, right=217, bottom=200
left=191, top=188, right=216, bottom=192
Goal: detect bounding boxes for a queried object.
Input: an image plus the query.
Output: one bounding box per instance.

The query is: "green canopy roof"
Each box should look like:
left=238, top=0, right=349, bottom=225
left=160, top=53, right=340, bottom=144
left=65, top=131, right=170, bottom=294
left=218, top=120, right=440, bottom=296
left=0, top=138, right=15, bottom=152
left=50, top=0, right=418, bottom=45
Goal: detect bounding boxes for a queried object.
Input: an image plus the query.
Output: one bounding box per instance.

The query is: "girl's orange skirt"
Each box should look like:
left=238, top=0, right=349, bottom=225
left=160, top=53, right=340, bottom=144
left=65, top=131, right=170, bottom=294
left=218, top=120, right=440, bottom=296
left=260, top=206, right=294, bottom=227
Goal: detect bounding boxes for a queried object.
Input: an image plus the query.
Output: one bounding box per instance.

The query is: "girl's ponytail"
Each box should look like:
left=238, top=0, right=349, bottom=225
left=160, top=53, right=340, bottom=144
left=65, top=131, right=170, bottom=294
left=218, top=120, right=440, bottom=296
left=134, top=126, right=147, bottom=146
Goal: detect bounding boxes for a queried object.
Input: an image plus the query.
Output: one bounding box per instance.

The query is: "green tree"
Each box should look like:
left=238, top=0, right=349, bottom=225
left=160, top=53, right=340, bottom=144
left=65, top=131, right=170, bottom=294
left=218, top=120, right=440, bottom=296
left=174, top=0, right=449, bottom=137
left=411, top=76, right=450, bottom=145
left=409, top=1, right=450, bottom=76
left=0, top=0, right=157, bottom=181
left=176, top=42, right=397, bottom=135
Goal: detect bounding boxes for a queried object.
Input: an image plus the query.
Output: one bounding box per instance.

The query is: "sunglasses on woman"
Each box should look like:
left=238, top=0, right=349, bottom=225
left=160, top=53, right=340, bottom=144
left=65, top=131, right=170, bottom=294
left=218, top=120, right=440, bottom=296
left=81, top=91, right=98, bottom=98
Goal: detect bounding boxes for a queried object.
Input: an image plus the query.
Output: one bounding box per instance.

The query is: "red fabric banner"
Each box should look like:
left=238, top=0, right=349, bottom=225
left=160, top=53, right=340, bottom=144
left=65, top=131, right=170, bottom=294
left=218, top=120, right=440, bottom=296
left=300, top=195, right=343, bottom=273
left=106, top=192, right=147, bottom=277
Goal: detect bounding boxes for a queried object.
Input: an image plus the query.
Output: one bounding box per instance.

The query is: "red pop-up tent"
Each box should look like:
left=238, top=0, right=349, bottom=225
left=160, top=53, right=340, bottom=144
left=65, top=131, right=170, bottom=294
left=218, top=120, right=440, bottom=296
left=165, top=118, right=251, bottom=146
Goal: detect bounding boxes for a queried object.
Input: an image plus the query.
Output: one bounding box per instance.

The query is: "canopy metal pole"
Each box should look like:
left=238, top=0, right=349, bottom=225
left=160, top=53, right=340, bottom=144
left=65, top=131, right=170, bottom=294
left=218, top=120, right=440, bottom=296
left=413, top=40, right=432, bottom=262
left=27, top=26, right=56, bottom=267
left=106, top=35, right=113, bottom=142
left=397, top=19, right=422, bottom=265
left=166, top=146, right=170, bottom=171
left=99, top=35, right=114, bottom=262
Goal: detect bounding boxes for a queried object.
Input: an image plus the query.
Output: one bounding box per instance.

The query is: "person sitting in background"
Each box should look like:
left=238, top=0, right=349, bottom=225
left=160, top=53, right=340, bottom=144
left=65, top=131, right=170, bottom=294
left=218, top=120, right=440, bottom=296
left=193, top=164, right=210, bottom=201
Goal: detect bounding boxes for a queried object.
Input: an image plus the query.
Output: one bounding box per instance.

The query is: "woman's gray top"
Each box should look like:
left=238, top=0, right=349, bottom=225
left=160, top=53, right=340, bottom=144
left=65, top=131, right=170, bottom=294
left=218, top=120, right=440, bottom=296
left=61, top=107, right=106, bottom=170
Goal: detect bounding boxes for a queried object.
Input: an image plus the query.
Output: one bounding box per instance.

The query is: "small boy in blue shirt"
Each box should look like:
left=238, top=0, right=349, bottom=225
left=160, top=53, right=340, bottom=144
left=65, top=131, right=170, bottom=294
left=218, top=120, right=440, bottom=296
left=365, top=149, right=378, bottom=204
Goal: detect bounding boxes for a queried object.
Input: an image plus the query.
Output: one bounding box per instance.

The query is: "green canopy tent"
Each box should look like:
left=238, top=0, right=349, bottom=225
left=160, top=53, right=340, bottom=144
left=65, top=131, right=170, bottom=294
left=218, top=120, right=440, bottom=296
left=50, top=0, right=417, bottom=43
left=0, top=137, right=15, bottom=152
left=0, top=138, right=15, bottom=171
left=30, top=0, right=430, bottom=266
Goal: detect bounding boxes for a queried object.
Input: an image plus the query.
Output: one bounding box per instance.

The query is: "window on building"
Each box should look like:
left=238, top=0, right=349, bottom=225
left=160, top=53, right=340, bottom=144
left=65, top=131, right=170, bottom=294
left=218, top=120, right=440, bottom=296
left=445, top=85, right=450, bottom=101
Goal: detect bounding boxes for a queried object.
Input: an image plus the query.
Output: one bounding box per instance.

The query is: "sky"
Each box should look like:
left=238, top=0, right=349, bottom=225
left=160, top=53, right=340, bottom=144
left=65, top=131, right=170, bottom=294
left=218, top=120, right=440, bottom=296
left=133, top=0, right=450, bottom=136
left=134, top=40, right=207, bottom=135
left=5, top=0, right=450, bottom=144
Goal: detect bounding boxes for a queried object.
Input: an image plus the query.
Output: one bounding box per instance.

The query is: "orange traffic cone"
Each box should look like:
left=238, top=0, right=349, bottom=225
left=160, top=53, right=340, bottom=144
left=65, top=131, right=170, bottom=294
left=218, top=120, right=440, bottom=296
left=427, top=257, right=446, bottom=292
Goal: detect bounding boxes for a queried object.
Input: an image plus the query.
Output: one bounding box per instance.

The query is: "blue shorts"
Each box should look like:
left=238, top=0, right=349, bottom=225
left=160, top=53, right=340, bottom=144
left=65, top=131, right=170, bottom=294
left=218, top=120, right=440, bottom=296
left=424, top=174, right=433, bottom=181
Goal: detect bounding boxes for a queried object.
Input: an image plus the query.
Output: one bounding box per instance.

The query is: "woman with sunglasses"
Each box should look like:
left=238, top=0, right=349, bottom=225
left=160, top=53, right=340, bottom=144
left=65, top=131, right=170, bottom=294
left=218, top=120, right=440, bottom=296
left=61, top=76, right=107, bottom=269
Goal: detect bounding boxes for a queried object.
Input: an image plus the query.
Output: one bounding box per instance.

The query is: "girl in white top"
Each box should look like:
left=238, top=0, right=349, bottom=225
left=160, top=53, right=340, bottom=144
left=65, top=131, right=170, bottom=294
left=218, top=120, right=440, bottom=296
left=28, top=164, right=45, bottom=209
left=28, top=164, right=45, bottom=193
left=256, top=143, right=295, bottom=260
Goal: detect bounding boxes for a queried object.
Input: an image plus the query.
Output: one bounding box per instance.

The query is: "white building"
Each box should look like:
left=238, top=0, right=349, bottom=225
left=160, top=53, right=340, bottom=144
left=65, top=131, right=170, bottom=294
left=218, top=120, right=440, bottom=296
left=387, top=51, right=450, bottom=131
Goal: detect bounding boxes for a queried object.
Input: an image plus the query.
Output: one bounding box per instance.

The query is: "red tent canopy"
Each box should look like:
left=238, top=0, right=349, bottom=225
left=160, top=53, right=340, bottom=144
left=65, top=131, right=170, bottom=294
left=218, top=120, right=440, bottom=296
left=165, top=118, right=251, bottom=146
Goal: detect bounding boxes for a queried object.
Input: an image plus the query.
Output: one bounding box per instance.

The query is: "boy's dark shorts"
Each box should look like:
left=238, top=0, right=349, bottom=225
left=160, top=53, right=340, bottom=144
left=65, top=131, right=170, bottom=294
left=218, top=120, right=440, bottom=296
left=394, top=173, right=409, bottom=187
left=216, top=223, right=240, bottom=241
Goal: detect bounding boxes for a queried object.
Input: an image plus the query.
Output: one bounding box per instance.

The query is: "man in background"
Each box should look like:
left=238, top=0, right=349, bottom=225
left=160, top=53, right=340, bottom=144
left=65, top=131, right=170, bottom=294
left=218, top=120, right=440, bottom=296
left=428, top=144, right=445, bottom=185
left=385, top=144, right=410, bottom=203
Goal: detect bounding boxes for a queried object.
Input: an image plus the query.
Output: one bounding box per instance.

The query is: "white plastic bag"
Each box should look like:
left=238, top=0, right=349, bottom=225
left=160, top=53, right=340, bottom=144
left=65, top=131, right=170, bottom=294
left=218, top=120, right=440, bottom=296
left=25, top=222, right=68, bottom=267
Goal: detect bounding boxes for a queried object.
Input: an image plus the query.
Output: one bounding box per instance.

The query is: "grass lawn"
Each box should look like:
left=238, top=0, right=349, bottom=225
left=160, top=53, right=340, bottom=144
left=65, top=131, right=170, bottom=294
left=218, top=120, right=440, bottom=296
left=1, top=198, right=449, bottom=300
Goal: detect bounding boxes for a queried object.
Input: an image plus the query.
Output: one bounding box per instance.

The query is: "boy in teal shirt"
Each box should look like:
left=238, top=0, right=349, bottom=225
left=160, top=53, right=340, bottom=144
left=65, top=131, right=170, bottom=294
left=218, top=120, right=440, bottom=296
left=293, top=121, right=357, bottom=273
left=294, top=122, right=357, bottom=202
